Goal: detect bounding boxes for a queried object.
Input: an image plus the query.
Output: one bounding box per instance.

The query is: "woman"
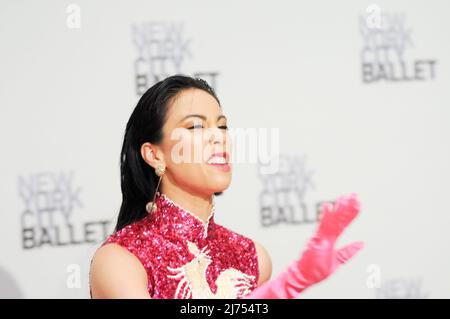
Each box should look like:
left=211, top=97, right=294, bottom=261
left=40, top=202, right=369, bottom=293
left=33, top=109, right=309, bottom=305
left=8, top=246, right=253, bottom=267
left=89, top=75, right=363, bottom=299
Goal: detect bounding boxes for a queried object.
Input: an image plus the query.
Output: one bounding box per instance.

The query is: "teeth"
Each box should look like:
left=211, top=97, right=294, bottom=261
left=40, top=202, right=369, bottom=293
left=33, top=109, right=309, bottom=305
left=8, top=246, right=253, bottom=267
left=208, top=156, right=227, bottom=164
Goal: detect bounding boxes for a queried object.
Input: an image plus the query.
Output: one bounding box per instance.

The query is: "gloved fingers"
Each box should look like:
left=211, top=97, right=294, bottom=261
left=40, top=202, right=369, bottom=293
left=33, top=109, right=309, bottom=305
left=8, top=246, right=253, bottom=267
left=334, top=193, right=360, bottom=226
left=316, top=201, right=334, bottom=231
left=318, top=193, right=360, bottom=239
left=335, top=241, right=364, bottom=265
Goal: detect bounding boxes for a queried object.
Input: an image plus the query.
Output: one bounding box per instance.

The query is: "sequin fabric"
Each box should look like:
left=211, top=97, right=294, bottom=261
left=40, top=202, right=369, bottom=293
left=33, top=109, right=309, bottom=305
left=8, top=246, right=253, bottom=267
left=100, top=193, right=259, bottom=299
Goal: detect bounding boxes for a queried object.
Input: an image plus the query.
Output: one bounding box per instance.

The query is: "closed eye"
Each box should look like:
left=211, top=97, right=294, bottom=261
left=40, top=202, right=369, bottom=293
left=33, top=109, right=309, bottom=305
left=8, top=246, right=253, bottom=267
left=187, top=124, right=204, bottom=129
left=187, top=124, right=228, bottom=130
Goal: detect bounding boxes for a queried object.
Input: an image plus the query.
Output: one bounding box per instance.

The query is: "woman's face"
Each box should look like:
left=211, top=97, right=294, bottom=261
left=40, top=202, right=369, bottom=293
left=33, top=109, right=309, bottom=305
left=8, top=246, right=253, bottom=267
left=158, top=88, right=232, bottom=197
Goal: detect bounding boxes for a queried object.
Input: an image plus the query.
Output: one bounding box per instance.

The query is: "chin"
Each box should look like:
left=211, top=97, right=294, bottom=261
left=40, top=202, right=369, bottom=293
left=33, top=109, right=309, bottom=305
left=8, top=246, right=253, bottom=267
left=208, top=179, right=231, bottom=194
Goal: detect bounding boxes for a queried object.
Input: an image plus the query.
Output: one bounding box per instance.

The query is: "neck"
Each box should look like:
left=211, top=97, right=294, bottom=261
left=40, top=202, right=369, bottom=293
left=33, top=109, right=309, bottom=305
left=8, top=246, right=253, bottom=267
left=160, top=185, right=214, bottom=223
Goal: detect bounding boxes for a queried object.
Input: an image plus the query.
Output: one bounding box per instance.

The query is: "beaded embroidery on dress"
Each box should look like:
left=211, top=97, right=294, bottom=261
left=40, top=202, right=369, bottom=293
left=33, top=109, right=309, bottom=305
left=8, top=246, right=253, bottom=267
left=101, top=193, right=259, bottom=299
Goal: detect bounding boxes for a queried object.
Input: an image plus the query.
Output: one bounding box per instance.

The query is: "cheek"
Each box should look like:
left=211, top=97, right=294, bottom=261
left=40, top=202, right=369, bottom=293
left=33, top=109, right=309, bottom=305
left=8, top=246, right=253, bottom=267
left=168, top=131, right=207, bottom=164
left=170, top=129, right=231, bottom=163
left=192, top=133, right=207, bottom=161
left=165, top=134, right=206, bottom=181
left=165, top=131, right=232, bottom=192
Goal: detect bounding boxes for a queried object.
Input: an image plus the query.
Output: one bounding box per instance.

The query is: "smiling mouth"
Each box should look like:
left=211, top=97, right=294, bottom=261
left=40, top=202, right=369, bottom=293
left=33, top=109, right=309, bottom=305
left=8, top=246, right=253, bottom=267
left=206, top=152, right=231, bottom=172
left=206, top=152, right=229, bottom=165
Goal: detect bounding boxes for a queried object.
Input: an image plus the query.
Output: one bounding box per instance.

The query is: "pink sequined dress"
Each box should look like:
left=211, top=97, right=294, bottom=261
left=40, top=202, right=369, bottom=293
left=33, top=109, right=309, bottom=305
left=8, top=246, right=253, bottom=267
left=99, top=193, right=259, bottom=299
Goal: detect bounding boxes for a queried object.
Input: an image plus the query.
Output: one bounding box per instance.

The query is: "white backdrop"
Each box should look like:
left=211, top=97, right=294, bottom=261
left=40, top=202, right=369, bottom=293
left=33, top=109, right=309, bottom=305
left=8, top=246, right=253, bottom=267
left=1, top=0, right=449, bottom=298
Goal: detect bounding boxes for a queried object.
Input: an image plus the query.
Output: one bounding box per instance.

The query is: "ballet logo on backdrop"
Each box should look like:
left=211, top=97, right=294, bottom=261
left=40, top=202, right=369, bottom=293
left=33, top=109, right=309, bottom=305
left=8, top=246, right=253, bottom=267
left=359, top=7, right=437, bottom=83
left=132, top=21, right=219, bottom=95
left=19, top=171, right=111, bottom=250
left=376, top=277, right=429, bottom=299
left=258, top=154, right=330, bottom=227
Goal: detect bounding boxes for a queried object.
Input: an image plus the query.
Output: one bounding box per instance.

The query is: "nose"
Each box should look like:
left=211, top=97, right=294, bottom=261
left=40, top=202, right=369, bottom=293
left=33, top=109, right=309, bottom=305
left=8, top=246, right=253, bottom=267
left=207, top=126, right=226, bottom=145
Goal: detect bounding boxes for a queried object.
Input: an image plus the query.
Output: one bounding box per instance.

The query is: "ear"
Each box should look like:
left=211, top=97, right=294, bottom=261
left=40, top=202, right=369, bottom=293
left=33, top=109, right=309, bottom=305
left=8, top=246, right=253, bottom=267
left=140, top=142, right=165, bottom=170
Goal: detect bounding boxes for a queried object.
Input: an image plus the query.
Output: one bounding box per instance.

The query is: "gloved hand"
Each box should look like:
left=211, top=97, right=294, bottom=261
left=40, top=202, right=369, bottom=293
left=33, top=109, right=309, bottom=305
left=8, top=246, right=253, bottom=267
left=244, top=193, right=364, bottom=299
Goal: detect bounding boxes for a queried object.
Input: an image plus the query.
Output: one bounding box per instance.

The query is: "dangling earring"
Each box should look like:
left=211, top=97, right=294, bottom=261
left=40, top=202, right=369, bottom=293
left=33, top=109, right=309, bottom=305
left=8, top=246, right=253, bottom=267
left=146, top=164, right=166, bottom=213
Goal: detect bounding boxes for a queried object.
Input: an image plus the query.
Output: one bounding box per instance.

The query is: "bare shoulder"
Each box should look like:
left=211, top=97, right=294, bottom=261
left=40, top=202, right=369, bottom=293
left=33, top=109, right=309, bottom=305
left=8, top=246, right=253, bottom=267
left=90, top=243, right=151, bottom=298
left=252, top=240, right=272, bottom=287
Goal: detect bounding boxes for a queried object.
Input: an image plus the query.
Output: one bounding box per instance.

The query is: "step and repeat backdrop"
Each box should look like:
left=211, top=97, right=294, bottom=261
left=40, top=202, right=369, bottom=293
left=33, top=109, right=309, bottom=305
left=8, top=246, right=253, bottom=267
left=1, top=0, right=449, bottom=298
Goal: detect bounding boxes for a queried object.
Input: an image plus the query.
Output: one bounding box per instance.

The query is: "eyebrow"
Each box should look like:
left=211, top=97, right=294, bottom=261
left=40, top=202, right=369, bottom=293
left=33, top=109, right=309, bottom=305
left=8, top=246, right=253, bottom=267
left=178, top=114, right=227, bottom=123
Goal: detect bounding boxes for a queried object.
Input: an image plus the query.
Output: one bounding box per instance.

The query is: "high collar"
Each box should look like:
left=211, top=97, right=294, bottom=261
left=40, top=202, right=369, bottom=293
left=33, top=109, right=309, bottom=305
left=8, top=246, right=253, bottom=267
left=147, top=192, right=216, bottom=243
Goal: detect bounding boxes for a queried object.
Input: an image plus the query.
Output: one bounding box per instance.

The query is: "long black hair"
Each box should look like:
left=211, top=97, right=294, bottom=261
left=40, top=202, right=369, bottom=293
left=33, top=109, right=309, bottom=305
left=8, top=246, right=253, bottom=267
left=115, top=75, right=221, bottom=232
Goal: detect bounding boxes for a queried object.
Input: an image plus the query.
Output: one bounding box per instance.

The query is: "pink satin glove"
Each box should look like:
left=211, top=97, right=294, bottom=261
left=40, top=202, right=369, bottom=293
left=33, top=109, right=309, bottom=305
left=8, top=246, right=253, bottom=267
left=244, top=193, right=364, bottom=299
